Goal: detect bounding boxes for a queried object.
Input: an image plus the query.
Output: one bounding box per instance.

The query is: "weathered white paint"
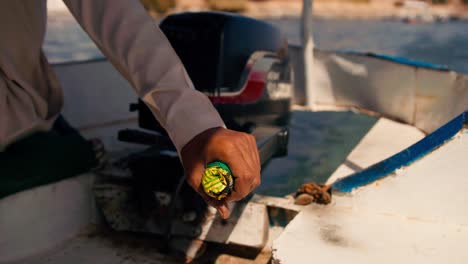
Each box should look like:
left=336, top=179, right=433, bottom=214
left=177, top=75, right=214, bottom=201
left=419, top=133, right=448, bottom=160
left=414, top=68, right=468, bottom=133
left=53, top=60, right=137, bottom=130
left=290, top=48, right=468, bottom=134
left=273, top=203, right=468, bottom=264
left=311, top=51, right=417, bottom=124
left=53, top=60, right=145, bottom=153
left=273, top=128, right=468, bottom=263
left=198, top=202, right=269, bottom=249
left=327, top=118, right=425, bottom=184
left=252, top=194, right=302, bottom=213
left=0, top=174, right=96, bottom=263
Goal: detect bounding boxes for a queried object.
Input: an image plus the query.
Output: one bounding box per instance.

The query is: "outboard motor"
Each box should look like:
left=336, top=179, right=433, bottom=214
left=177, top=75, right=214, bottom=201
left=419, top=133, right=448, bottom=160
left=134, top=12, right=293, bottom=133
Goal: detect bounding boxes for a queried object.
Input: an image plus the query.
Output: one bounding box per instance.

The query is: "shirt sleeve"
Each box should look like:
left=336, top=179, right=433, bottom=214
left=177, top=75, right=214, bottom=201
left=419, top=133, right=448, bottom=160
left=61, top=0, right=225, bottom=154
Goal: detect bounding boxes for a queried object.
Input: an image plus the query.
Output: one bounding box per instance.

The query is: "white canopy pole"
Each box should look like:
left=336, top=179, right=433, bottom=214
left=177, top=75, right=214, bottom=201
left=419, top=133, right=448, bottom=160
left=301, top=0, right=315, bottom=108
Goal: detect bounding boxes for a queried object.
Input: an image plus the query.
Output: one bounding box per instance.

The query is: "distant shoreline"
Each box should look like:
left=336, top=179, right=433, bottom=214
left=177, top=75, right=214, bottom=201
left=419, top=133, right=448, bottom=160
left=47, top=0, right=468, bottom=21
left=243, top=1, right=468, bottom=21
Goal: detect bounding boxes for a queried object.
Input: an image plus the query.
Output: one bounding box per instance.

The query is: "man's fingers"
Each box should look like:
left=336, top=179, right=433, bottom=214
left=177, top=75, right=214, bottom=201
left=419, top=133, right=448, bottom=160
left=195, top=184, right=231, bottom=219
left=226, top=173, right=251, bottom=202
left=186, top=163, right=205, bottom=191
left=227, top=143, right=260, bottom=202
left=216, top=203, right=230, bottom=219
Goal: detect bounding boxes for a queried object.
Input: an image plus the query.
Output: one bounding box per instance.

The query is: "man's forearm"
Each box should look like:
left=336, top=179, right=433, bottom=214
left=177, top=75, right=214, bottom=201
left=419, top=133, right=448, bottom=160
left=62, top=0, right=225, bottom=153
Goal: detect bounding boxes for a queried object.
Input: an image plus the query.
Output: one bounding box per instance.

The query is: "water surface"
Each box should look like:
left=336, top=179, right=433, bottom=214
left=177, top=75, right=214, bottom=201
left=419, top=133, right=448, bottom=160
left=45, top=16, right=468, bottom=74
left=257, top=111, right=377, bottom=196
left=267, top=18, right=468, bottom=74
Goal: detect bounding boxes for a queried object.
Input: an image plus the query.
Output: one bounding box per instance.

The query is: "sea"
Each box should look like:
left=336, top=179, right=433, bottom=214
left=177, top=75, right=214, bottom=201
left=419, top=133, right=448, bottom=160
left=44, top=14, right=468, bottom=196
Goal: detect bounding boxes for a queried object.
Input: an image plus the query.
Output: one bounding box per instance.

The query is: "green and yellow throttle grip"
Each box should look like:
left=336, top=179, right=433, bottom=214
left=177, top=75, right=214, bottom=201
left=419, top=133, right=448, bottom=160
left=202, top=161, right=234, bottom=201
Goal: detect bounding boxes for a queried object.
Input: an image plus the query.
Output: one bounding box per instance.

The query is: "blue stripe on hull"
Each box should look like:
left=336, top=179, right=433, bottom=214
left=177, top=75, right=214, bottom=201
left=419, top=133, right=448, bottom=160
left=332, top=111, right=467, bottom=193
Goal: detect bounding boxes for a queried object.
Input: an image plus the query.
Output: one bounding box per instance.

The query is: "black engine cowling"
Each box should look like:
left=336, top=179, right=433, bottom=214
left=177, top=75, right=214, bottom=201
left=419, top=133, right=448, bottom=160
left=135, top=12, right=292, bottom=134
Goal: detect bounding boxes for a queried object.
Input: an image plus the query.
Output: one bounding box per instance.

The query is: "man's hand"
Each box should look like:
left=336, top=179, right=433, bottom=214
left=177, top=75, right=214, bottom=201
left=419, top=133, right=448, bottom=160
left=180, top=127, right=261, bottom=219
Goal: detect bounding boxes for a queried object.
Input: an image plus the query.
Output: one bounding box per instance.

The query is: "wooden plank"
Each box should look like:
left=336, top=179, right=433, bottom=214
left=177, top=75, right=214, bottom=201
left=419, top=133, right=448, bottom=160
left=198, top=202, right=269, bottom=249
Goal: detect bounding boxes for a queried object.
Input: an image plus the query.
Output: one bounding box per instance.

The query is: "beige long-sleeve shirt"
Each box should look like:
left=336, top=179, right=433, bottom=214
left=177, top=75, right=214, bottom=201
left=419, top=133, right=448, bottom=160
left=0, top=0, right=225, bottom=153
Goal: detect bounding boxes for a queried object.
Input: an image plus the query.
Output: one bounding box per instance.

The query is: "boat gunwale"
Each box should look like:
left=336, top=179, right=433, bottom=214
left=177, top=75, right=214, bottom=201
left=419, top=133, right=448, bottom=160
left=332, top=111, right=468, bottom=193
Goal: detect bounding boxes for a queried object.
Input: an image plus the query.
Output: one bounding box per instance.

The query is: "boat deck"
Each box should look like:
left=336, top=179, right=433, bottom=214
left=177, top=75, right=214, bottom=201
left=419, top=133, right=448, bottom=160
left=273, top=114, right=468, bottom=263
left=4, top=115, right=429, bottom=264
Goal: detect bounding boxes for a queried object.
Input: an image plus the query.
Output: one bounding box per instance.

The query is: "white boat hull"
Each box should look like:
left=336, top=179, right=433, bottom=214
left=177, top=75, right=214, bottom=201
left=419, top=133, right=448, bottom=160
left=291, top=46, right=468, bottom=134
